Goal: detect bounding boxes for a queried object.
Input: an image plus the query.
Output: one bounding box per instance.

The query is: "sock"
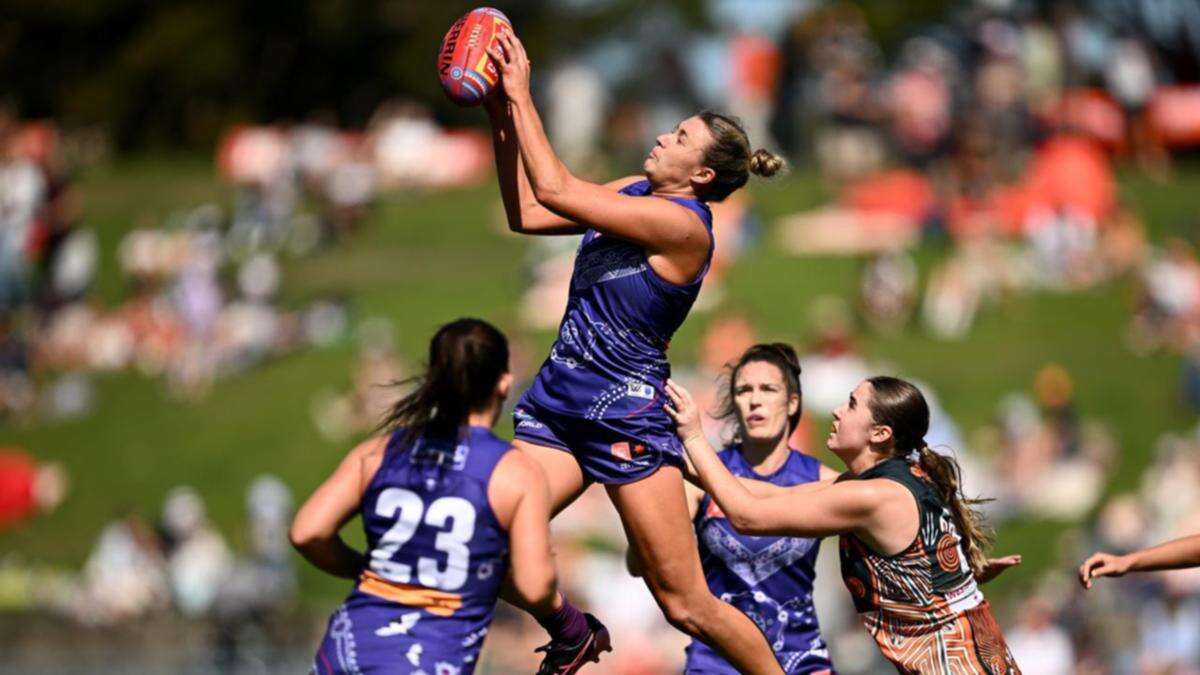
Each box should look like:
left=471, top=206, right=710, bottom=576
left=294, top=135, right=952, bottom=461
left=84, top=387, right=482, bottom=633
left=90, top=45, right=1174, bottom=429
left=537, top=594, right=590, bottom=646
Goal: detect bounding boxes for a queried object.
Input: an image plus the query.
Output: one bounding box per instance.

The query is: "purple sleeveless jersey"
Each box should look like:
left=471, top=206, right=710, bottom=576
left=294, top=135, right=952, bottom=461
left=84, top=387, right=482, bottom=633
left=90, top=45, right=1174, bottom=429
left=522, top=179, right=712, bottom=421
left=687, top=448, right=833, bottom=674
left=313, top=426, right=511, bottom=675
left=513, top=180, right=713, bottom=484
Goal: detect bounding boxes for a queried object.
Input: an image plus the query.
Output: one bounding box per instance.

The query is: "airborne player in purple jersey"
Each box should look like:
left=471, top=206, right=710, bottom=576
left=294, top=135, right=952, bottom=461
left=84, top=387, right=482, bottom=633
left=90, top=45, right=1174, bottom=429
left=485, top=31, right=787, bottom=674
left=291, top=319, right=602, bottom=675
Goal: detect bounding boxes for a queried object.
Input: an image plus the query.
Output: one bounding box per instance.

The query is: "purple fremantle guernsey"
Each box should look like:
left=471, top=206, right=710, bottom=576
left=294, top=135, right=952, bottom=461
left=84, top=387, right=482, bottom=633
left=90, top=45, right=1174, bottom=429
left=687, top=448, right=833, bottom=674
left=522, top=179, right=713, bottom=421
left=314, top=426, right=511, bottom=675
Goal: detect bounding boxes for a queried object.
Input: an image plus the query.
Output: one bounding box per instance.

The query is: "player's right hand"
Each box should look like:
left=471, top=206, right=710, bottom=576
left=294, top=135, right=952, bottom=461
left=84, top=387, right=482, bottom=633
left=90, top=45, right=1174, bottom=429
left=663, top=379, right=702, bottom=443
left=1078, top=551, right=1132, bottom=589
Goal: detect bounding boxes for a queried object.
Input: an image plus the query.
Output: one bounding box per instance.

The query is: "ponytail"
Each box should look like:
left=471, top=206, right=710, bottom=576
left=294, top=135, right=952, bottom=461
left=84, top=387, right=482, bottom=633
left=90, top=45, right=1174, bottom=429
left=866, top=376, right=994, bottom=578
left=915, top=445, right=994, bottom=577
left=378, top=318, right=509, bottom=439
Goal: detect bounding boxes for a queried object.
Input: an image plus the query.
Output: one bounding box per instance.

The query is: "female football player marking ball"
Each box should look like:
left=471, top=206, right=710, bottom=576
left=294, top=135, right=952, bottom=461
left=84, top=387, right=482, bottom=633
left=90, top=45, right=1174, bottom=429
left=485, top=31, right=785, bottom=674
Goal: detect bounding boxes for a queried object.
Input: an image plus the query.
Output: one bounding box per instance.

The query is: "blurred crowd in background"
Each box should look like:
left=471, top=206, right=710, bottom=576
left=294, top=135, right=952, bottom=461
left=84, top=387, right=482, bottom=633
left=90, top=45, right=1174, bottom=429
left=5, top=0, right=1200, bottom=672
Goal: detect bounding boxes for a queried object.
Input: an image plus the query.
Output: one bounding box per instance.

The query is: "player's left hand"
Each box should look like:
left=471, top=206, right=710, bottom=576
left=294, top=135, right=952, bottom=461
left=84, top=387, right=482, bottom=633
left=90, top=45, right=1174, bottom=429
left=1078, top=551, right=1131, bottom=589
left=487, top=30, right=531, bottom=100
left=975, top=554, right=1022, bottom=584
left=664, top=379, right=704, bottom=444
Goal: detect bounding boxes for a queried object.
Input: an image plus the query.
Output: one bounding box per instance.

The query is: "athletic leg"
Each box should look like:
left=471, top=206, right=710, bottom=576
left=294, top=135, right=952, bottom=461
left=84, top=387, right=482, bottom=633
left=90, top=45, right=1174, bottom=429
left=608, top=466, right=783, bottom=675
left=513, top=439, right=589, bottom=516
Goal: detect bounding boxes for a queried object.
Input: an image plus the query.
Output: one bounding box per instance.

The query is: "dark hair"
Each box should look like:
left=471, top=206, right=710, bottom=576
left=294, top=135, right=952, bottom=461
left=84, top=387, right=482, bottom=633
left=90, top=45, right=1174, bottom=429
left=865, top=376, right=994, bottom=577
left=697, top=111, right=786, bottom=202
left=379, top=318, right=509, bottom=438
left=715, top=343, right=803, bottom=443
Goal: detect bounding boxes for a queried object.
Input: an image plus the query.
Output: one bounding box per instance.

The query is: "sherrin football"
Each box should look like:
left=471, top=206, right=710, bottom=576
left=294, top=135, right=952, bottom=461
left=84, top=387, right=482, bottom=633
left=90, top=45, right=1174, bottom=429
left=438, top=7, right=513, bottom=107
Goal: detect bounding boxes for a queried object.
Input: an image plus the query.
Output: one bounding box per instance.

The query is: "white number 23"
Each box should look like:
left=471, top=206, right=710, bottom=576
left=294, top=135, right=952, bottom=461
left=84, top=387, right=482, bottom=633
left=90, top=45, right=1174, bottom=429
left=369, top=487, right=476, bottom=591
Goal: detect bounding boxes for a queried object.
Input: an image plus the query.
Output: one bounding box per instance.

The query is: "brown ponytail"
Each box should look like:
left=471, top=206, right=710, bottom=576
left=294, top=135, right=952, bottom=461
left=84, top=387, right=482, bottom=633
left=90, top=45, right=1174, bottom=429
left=915, top=446, right=994, bottom=577
left=866, top=376, right=994, bottom=577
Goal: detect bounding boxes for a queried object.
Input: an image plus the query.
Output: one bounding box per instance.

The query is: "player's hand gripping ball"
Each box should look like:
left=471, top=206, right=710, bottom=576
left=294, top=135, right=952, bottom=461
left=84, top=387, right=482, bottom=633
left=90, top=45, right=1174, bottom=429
left=438, top=7, right=513, bottom=107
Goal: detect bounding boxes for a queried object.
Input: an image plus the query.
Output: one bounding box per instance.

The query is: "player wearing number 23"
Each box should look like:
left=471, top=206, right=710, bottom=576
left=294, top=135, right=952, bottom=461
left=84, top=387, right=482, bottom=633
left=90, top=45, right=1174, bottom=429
left=292, top=319, right=563, bottom=675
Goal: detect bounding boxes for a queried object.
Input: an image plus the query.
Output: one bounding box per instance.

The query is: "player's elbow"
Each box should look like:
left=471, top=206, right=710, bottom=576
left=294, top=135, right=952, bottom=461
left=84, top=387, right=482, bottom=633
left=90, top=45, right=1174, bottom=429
left=727, top=508, right=770, bottom=536
left=288, top=518, right=328, bottom=551
left=532, top=181, right=566, bottom=207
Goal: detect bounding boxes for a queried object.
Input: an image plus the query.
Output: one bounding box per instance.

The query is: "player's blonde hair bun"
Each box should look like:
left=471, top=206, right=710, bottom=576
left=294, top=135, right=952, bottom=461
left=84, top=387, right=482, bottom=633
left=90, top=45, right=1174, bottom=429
left=749, top=148, right=786, bottom=178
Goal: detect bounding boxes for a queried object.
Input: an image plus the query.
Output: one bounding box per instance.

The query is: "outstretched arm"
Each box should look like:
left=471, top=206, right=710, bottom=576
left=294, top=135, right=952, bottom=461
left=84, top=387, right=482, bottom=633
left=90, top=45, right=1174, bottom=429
left=488, top=33, right=708, bottom=259
left=664, top=379, right=876, bottom=538
left=1079, top=533, right=1200, bottom=589
left=290, top=437, right=383, bottom=578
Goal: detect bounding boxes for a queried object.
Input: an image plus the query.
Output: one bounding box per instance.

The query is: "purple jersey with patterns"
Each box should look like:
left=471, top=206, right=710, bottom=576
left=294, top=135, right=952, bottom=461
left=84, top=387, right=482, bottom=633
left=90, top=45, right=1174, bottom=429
left=520, top=179, right=713, bottom=421
left=313, top=426, right=511, bottom=675
left=686, top=448, right=833, bottom=674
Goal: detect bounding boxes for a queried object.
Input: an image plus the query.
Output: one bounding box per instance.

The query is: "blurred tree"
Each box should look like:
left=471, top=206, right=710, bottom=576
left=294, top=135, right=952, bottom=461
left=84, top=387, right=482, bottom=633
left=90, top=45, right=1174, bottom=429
left=0, top=0, right=706, bottom=149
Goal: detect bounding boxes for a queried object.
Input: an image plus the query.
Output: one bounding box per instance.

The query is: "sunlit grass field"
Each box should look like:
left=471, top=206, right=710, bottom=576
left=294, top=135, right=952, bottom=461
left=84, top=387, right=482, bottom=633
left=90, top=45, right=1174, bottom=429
left=3, top=155, right=1200, bottom=609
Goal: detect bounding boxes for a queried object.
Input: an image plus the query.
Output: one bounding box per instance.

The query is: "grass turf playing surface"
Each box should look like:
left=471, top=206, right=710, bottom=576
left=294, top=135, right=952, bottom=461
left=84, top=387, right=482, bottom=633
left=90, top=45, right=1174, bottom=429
left=4, top=155, right=1200, bottom=608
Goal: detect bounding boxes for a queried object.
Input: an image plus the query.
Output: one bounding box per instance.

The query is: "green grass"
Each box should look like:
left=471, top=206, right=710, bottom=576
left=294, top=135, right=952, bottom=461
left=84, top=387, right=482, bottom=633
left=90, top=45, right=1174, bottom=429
left=2, top=156, right=1197, bottom=608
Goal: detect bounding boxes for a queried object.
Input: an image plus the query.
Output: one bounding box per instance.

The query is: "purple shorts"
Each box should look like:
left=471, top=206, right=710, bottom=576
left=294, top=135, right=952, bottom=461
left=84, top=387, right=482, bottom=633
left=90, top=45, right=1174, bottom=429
left=512, top=395, right=686, bottom=485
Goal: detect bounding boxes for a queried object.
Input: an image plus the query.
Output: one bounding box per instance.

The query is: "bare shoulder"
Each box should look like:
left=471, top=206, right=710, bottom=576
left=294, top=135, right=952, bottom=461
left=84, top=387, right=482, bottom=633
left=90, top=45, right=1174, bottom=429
left=352, top=435, right=390, bottom=482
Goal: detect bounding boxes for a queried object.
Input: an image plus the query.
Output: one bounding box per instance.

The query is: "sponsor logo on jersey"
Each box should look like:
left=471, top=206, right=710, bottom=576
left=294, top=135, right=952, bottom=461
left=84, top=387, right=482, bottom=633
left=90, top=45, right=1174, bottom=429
left=609, top=441, right=646, bottom=461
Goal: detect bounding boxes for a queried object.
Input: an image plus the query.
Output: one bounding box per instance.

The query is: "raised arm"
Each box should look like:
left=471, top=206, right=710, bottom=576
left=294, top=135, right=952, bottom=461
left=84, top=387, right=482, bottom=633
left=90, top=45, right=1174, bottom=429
left=290, top=436, right=384, bottom=578
left=488, top=33, right=709, bottom=262
left=1080, top=533, right=1200, bottom=589
left=664, top=379, right=880, bottom=538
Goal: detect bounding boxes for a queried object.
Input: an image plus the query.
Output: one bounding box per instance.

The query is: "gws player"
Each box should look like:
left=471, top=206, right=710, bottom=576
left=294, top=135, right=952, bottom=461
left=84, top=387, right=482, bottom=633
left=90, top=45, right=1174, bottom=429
left=631, top=343, right=839, bottom=673
left=668, top=376, right=1024, bottom=674
left=484, top=31, right=787, bottom=674
left=292, top=319, right=586, bottom=674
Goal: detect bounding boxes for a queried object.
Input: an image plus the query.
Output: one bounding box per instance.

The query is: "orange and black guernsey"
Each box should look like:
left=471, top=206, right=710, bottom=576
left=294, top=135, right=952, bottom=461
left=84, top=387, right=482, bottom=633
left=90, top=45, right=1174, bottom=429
left=838, top=458, right=1020, bottom=674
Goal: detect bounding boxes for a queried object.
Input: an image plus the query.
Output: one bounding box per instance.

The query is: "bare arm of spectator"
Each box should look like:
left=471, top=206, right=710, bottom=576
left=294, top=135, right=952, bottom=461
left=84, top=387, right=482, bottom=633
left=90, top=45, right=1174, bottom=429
left=289, top=437, right=385, bottom=578
left=1080, top=534, right=1200, bottom=588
